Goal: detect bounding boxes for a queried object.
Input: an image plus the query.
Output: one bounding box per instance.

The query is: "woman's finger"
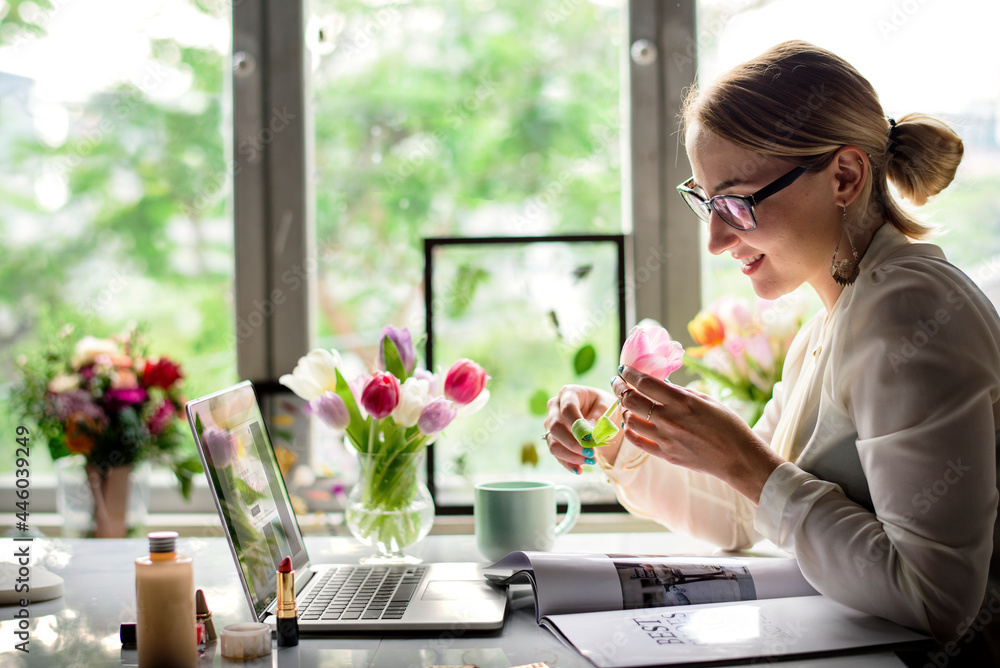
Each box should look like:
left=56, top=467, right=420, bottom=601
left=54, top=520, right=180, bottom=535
left=617, top=365, right=690, bottom=405
left=617, top=387, right=659, bottom=423
left=619, top=366, right=705, bottom=417
left=543, top=387, right=598, bottom=474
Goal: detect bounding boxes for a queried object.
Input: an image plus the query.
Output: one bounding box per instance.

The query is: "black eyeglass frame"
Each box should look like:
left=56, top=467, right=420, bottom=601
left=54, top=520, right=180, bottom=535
left=676, top=165, right=809, bottom=231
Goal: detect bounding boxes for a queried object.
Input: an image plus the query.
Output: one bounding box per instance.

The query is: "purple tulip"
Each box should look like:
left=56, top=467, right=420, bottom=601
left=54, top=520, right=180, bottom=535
left=377, top=326, right=416, bottom=375
left=417, top=397, right=457, bottom=436
left=360, top=371, right=401, bottom=420
left=308, top=391, right=350, bottom=430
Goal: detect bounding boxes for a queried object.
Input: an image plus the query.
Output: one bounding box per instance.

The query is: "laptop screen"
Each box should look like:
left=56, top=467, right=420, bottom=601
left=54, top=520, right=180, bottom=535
left=186, top=381, right=308, bottom=619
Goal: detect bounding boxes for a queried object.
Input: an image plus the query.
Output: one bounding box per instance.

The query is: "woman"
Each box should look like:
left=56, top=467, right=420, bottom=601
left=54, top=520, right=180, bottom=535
left=544, top=41, right=1000, bottom=661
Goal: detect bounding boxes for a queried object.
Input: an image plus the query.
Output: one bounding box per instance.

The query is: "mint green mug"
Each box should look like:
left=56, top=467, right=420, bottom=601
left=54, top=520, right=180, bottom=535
left=474, top=481, right=581, bottom=562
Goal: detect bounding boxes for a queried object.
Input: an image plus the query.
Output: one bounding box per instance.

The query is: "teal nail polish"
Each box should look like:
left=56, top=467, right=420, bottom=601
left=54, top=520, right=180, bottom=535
left=583, top=434, right=592, bottom=442
left=582, top=447, right=594, bottom=457
left=620, top=420, right=625, bottom=428
left=574, top=466, right=581, bottom=475
left=585, top=457, right=596, bottom=465
left=610, top=376, right=618, bottom=387
left=617, top=365, right=624, bottom=374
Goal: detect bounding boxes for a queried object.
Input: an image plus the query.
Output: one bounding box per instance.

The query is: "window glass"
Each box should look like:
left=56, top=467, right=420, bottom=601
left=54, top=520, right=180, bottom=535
left=308, top=0, right=625, bottom=503
left=695, top=0, right=1000, bottom=313
left=427, top=237, right=625, bottom=505
left=0, top=0, right=236, bottom=473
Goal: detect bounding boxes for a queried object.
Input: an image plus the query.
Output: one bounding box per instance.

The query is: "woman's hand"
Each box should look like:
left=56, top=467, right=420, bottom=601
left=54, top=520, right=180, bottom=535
left=612, top=366, right=783, bottom=503
left=544, top=385, right=622, bottom=474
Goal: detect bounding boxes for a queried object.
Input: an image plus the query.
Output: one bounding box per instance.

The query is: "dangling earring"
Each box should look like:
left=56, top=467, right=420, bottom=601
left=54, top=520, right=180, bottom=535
left=830, top=205, right=860, bottom=286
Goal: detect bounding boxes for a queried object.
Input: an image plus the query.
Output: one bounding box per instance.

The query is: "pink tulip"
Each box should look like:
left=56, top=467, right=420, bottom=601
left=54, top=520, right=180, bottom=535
left=444, top=359, right=489, bottom=405
left=417, top=397, right=457, bottom=435
left=360, top=371, right=401, bottom=419
left=308, top=391, right=351, bottom=430
left=620, top=324, right=685, bottom=379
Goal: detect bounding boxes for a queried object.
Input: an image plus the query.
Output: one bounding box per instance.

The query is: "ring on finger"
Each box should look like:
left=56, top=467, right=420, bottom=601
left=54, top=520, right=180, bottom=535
left=646, top=404, right=655, bottom=421
left=542, top=431, right=551, bottom=441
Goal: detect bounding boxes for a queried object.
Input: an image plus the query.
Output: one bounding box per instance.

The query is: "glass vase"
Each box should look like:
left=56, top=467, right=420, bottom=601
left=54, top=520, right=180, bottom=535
left=55, top=455, right=151, bottom=538
left=345, top=450, right=435, bottom=563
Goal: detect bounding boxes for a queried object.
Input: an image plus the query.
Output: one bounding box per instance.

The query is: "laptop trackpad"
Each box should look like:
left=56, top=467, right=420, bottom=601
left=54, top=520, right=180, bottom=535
left=421, top=580, right=495, bottom=601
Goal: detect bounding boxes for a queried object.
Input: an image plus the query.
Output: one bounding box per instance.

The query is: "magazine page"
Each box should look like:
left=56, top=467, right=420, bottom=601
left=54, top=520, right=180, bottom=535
left=485, top=552, right=625, bottom=619
left=484, top=552, right=817, bottom=620
left=540, top=595, right=929, bottom=668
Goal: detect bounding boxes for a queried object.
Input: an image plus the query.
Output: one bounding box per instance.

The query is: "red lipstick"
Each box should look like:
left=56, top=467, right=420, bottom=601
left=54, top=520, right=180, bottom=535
left=276, top=556, right=298, bottom=647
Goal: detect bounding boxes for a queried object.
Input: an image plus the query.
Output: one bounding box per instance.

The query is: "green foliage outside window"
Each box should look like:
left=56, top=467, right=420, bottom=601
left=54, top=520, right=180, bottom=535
left=0, top=1, right=237, bottom=471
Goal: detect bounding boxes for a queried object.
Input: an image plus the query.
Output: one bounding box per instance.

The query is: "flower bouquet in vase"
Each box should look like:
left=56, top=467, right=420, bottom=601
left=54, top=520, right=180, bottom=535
left=281, top=327, right=489, bottom=563
left=13, top=326, right=202, bottom=538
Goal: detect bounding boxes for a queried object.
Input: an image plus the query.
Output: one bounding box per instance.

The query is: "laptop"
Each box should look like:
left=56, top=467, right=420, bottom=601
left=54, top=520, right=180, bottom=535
left=186, top=380, right=508, bottom=632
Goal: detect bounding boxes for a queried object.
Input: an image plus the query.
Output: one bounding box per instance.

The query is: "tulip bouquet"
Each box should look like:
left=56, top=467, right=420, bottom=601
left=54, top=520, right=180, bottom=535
left=280, top=326, right=489, bottom=560
left=683, top=297, right=803, bottom=425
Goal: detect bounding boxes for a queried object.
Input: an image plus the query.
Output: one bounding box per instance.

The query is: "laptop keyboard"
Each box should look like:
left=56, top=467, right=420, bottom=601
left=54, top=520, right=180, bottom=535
left=299, top=565, right=427, bottom=621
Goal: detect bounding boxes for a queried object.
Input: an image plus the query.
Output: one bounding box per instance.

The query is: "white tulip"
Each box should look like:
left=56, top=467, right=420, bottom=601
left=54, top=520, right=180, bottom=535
left=392, top=376, right=432, bottom=427
left=279, top=348, right=343, bottom=401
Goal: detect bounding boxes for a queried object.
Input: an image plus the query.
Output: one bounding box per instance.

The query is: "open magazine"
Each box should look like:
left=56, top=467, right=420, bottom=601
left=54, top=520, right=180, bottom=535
left=485, top=552, right=929, bottom=667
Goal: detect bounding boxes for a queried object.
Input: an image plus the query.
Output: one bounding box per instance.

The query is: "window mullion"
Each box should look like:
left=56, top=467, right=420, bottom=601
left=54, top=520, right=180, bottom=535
left=628, top=0, right=700, bottom=342
left=234, top=0, right=273, bottom=382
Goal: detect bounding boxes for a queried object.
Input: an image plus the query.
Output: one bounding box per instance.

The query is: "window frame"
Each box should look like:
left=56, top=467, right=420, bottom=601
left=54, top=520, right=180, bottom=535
left=232, top=0, right=701, bottom=513
left=423, top=233, right=629, bottom=512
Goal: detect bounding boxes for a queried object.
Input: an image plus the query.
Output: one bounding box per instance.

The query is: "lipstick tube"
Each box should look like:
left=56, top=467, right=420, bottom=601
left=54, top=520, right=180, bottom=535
left=276, top=556, right=299, bottom=647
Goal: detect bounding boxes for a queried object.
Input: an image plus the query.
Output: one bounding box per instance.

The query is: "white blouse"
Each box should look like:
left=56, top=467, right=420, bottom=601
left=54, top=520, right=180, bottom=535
left=598, top=224, right=1000, bottom=642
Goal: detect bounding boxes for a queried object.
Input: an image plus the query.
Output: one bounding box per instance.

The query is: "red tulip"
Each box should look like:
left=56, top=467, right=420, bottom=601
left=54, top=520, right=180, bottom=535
left=360, top=371, right=401, bottom=420
left=444, top=359, right=488, bottom=405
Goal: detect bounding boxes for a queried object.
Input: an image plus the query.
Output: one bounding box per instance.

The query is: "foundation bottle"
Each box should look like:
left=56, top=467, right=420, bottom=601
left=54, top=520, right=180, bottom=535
left=135, top=531, right=196, bottom=667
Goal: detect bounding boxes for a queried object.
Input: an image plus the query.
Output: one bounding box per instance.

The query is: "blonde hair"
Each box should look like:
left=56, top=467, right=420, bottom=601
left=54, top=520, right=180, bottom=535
left=681, top=40, right=963, bottom=239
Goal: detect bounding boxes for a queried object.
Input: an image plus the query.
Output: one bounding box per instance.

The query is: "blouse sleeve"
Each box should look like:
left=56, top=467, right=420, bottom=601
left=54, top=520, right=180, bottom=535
left=597, top=441, right=761, bottom=551
left=754, top=256, right=1000, bottom=641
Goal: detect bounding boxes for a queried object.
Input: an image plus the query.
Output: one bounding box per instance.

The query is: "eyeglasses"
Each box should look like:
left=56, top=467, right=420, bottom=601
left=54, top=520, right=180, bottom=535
left=676, top=165, right=808, bottom=231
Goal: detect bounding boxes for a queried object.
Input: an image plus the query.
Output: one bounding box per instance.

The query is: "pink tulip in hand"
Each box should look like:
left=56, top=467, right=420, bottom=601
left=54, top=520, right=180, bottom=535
left=444, top=359, right=489, bottom=405
left=361, top=371, right=401, bottom=419
left=620, top=323, right=685, bottom=379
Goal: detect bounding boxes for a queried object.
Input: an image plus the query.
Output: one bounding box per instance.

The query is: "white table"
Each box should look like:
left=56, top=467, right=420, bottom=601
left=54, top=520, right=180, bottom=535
left=0, top=532, right=910, bottom=667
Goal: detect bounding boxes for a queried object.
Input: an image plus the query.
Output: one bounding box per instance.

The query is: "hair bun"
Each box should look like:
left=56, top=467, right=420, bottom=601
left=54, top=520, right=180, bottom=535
left=885, top=113, right=963, bottom=206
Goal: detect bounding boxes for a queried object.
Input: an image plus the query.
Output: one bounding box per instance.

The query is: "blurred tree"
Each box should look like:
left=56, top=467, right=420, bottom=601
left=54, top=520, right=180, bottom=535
left=311, top=0, right=623, bottom=346
left=0, top=1, right=235, bottom=469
